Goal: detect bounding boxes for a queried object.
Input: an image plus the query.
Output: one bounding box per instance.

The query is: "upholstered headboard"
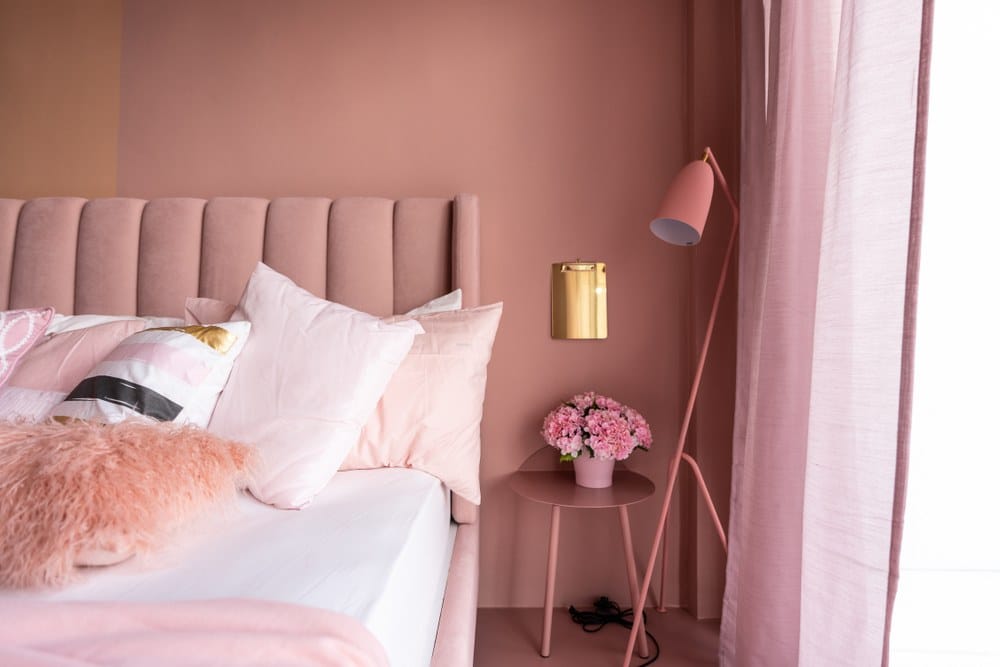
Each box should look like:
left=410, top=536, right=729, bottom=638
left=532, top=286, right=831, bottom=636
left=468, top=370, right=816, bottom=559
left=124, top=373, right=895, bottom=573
left=0, top=195, right=479, bottom=316
left=0, top=194, right=481, bottom=522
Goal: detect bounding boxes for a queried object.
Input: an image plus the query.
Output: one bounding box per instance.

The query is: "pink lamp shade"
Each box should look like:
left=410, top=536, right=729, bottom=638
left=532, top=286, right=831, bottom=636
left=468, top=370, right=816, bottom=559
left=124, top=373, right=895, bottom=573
left=649, top=158, right=715, bottom=246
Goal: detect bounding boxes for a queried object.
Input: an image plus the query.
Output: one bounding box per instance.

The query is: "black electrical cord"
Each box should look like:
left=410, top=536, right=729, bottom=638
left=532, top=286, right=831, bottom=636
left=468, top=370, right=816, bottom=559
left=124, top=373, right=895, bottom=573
left=568, top=596, right=660, bottom=666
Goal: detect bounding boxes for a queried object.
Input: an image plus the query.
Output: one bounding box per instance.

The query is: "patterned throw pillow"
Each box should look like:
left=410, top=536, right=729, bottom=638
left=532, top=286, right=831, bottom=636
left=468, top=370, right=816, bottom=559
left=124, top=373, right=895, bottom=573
left=0, top=319, right=146, bottom=422
left=0, top=308, right=54, bottom=387
left=50, top=322, right=251, bottom=427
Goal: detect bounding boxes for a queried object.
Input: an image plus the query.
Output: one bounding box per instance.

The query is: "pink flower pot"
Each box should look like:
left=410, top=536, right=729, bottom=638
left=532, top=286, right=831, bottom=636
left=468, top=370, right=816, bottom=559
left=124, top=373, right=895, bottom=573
left=573, top=455, right=615, bottom=488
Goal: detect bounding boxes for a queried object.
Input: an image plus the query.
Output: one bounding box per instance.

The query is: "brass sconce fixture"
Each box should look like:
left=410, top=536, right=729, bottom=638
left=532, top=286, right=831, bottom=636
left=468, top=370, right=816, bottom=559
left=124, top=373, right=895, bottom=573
left=550, top=261, right=607, bottom=339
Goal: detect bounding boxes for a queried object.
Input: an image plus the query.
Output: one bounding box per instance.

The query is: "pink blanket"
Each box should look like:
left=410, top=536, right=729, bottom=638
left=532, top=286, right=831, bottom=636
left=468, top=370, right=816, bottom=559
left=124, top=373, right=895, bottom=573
left=0, top=598, right=389, bottom=667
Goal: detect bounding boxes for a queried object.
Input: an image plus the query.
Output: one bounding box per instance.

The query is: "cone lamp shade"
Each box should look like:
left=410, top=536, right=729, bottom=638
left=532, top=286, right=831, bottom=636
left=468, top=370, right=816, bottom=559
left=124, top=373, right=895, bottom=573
left=649, top=158, right=715, bottom=246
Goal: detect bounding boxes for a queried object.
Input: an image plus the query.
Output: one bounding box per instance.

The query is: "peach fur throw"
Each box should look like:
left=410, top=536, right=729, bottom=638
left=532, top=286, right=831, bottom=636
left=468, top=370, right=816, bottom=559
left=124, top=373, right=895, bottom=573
left=0, top=420, right=255, bottom=588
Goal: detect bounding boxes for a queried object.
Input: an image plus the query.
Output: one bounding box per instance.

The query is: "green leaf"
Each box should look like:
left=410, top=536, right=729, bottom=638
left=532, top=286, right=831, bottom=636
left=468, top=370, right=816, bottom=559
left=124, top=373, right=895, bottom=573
left=559, top=454, right=575, bottom=462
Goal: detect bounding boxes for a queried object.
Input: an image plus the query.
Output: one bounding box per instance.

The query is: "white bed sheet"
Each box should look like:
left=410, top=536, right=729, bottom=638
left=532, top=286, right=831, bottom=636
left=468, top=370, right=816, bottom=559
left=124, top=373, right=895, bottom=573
left=10, top=468, right=454, bottom=667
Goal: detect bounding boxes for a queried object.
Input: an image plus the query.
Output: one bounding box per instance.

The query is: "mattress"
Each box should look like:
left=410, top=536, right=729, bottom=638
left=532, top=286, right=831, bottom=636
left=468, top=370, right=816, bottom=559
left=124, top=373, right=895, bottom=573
left=8, top=468, right=454, bottom=667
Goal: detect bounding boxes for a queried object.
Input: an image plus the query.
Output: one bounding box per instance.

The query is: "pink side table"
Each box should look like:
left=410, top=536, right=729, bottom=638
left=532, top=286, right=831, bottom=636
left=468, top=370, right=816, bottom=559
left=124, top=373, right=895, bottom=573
left=509, top=449, right=655, bottom=659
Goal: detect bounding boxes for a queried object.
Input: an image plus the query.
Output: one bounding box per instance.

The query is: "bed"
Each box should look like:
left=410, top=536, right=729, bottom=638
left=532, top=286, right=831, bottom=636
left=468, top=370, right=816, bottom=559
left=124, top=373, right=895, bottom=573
left=0, top=195, right=482, bottom=667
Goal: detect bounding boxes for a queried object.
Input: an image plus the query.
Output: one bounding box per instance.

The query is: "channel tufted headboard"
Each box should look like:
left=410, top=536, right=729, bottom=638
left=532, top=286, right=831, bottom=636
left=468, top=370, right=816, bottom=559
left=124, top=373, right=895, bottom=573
left=0, top=194, right=481, bottom=525
left=0, top=195, right=479, bottom=318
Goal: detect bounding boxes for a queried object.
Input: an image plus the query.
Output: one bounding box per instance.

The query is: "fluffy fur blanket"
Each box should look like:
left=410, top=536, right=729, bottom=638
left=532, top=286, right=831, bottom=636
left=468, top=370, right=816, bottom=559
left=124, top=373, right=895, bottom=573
left=0, top=420, right=255, bottom=588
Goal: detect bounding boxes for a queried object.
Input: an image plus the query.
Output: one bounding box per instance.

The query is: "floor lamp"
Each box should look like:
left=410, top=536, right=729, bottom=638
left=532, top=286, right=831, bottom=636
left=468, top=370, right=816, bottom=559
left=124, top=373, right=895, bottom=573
left=622, top=147, right=736, bottom=666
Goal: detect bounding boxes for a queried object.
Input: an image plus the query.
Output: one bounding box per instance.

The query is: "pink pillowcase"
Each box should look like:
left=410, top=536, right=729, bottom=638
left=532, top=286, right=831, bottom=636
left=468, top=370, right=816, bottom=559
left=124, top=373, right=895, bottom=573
left=8, top=320, right=147, bottom=394
left=185, top=297, right=236, bottom=325
left=208, top=263, right=423, bottom=509
left=340, top=303, right=503, bottom=504
left=191, top=292, right=500, bottom=503
left=0, top=320, right=147, bottom=421
left=0, top=307, right=54, bottom=387
left=183, top=290, right=463, bottom=325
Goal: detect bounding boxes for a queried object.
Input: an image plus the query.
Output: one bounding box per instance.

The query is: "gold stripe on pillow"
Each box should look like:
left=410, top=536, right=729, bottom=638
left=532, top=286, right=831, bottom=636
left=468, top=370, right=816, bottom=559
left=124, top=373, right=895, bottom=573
left=149, top=325, right=237, bottom=354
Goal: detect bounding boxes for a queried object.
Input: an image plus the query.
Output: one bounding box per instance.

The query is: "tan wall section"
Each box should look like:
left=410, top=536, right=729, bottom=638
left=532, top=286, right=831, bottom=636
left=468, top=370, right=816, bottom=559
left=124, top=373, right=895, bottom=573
left=0, top=0, right=122, bottom=198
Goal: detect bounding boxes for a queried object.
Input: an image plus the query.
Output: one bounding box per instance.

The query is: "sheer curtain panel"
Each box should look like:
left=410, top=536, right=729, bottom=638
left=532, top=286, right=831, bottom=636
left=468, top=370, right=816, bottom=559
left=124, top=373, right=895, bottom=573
left=722, top=1, right=932, bottom=665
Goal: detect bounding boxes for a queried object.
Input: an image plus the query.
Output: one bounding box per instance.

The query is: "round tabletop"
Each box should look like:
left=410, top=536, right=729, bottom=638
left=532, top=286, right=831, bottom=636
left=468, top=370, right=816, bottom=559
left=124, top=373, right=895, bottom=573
left=509, top=469, right=655, bottom=509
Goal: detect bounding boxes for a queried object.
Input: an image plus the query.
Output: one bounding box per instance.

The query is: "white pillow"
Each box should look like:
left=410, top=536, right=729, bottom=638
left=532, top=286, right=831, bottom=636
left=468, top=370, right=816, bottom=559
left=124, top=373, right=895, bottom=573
left=404, top=288, right=462, bottom=316
left=185, top=289, right=462, bottom=325
left=208, top=263, right=423, bottom=509
left=46, top=314, right=185, bottom=336
left=50, top=322, right=251, bottom=427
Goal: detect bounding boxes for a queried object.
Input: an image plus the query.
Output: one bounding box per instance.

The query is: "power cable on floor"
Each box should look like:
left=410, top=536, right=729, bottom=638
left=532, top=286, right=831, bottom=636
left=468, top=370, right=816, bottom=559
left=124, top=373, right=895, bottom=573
left=568, top=596, right=660, bottom=666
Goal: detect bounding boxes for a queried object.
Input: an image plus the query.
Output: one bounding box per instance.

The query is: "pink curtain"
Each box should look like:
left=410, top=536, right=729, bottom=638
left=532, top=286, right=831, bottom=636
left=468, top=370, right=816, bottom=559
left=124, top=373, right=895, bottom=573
left=721, top=1, right=932, bottom=664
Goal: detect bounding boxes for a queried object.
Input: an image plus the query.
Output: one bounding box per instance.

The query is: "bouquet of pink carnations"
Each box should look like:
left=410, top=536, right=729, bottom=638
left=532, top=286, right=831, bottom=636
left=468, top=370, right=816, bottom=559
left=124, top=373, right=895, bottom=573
left=541, top=392, right=652, bottom=462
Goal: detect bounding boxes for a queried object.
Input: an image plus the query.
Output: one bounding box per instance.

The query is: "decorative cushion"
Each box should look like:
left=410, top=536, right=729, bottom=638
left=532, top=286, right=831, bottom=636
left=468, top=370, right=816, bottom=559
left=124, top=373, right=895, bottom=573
left=401, top=288, right=463, bottom=316
left=183, top=289, right=462, bottom=326
left=208, top=263, right=423, bottom=509
left=0, top=420, right=254, bottom=587
left=50, top=322, right=251, bottom=427
left=184, top=297, right=237, bottom=326
left=0, top=308, right=54, bottom=387
left=341, top=303, right=502, bottom=504
left=46, top=314, right=184, bottom=336
left=0, top=320, right=147, bottom=422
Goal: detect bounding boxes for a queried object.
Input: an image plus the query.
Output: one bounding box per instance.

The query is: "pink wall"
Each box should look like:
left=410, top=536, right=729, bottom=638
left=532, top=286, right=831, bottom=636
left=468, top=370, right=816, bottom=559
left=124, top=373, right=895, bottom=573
left=115, top=0, right=739, bottom=612
left=686, top=2, right=740, bottom=616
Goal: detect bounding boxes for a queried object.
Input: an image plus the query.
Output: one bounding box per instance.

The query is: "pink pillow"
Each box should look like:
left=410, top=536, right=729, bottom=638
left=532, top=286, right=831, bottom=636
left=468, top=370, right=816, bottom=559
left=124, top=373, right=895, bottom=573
left=185, top=297, right=237, bottom=325
left=50, top=322, right=251, bottom=428
left=340, top=303, right=503, bottom=504
left=0, top=320, right=147, bottom=421
left=46, top=314, right=184, bottom=336
left=208, top=263, right=423, bottom=509
left=0, top=307, right=54, bottom=387
left=184, top=290, right=462, bottom=325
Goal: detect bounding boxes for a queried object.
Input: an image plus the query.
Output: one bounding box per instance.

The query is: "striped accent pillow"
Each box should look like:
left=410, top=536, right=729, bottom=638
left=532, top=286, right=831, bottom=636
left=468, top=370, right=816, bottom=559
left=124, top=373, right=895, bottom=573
left=50, top=322, right=251, bottom=427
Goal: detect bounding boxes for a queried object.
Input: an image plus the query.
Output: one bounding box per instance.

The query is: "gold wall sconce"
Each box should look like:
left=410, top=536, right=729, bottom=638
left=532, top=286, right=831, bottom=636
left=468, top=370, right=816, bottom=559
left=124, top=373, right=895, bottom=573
left=550, top=261, right=607, bottom=339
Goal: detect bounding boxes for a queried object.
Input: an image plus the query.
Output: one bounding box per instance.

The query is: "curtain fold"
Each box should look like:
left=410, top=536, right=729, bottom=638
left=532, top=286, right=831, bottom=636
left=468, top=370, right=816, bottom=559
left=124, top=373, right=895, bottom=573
left=722, top=1, right=930, bottom=664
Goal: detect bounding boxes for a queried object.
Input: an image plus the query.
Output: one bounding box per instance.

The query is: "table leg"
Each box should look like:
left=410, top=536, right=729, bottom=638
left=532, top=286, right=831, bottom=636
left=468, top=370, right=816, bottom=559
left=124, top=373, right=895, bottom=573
left=618, top=506, right=650, bottom=659
left=541, top=504, right=561, bottom=657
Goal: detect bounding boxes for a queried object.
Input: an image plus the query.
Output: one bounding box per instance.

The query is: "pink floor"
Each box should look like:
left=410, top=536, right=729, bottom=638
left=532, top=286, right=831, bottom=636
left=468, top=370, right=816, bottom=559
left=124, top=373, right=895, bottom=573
left=475, top=607, right=719, bottom=666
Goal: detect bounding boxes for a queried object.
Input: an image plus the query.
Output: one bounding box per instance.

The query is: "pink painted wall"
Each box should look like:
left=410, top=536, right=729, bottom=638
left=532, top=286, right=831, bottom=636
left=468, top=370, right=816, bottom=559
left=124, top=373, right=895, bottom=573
left=685, top=2, right=740, bottom=617
left=115, top=0, right=738, bottom=612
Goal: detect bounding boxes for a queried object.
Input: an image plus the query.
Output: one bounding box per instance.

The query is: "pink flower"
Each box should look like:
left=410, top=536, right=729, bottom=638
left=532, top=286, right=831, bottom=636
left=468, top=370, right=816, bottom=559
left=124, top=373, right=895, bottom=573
left=584, top=411, right=633, bottom=460
left=543, top=393, right=653, bottom=461
left=570, top=392, right=596, bottom=410
left=595, top=395, right=622, bottom=411
left=624, top=407, right=652, bottom=449
left=541, top=405, right=584, bottom=456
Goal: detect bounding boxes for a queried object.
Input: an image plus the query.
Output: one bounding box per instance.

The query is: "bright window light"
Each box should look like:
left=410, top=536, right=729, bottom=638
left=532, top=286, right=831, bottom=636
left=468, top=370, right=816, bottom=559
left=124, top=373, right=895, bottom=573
left=889, top=2, right=1000, bottom=664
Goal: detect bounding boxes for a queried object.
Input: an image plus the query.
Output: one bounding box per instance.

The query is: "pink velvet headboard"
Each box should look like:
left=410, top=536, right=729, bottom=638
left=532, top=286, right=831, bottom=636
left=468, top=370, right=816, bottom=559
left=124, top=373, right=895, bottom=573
left=0, top=194, right=481, bottom=523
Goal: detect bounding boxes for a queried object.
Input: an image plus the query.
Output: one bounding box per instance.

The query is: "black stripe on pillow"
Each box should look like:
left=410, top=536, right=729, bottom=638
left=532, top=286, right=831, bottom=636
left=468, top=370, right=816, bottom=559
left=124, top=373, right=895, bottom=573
left=64, top=375, right=183, bottom=422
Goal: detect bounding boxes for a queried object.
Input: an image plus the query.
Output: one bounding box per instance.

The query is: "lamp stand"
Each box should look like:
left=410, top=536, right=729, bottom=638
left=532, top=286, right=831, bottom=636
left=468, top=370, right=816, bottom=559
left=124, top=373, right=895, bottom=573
left=622, top=148, right=737, bottom=666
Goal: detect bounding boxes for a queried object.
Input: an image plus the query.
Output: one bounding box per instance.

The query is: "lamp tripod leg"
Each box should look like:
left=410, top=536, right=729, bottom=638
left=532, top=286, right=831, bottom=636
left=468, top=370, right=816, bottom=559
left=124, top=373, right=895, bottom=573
left=681, top=453, right=728, bottom=551
left=656, top=531, right=669, bottom=612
